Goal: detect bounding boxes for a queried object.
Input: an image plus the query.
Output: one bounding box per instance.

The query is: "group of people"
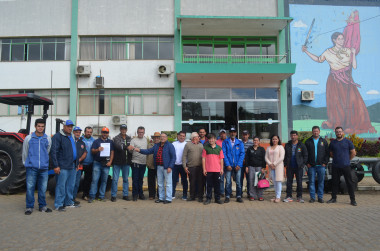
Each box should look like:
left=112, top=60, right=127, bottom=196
left=23, top=119, right=358, bottom=215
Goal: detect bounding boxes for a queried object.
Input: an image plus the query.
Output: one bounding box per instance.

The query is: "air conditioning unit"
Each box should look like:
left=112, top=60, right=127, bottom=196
left=76, top=65, right=91, bottom=76
left=111, top=115, right=127, bottom=126
left=158, top=65, right=171, bottom=76
left=301, top=91, right=315, bottom=101
left=95, top=76, right=104, bottom=88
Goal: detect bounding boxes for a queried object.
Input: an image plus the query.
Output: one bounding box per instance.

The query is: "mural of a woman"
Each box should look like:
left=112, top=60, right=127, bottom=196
left=302, top=11, right=376, bottom=134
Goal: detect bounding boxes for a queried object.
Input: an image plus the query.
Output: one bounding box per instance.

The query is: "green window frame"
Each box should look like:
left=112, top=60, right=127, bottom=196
left=181, top=36, right=277, bottom=64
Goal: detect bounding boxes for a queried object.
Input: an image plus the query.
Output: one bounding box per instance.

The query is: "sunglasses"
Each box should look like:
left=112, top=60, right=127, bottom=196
left=101, top=131, right=109, bottom=134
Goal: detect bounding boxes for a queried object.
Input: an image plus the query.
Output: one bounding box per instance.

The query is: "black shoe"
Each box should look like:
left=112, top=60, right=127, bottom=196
left=198, top=198, right=203, bottom=203
left=139, top=195, right=146, bottom=200
left=133, top=196, right=138, bottom=201
left=123, top=196, right=130, bottom=201
left=236, top=197, right=243, bottom=203
left=220, top=194, right=225, bottom=198
left=309, top=198, right=315, bottom=203
left=88, top=198, right=94, bottom=203
left=327, top=198, right=337, bottom=204
left=164, top=200, right=171, bottom=204
left=351, top=201, right=357, bottom=206
left=111, top=197, right=117, bottom=202
left=224, top=197, right=230, bottom=203
left=155, top=199, right=164, bottom=203
left=55, top=206, right=66, bottom=212
left=318, top=198, right=324, bottom=203
left=204, top=199, right=211, bottom=205
left=187, top=198, right=195, bottom=202
left=73, top=200, right=81, bottom=205
left=230, top=194, right=234, bottom=198
left=25, top=208, right=33, bottom=215
left=215, top=200, right=224, bottom=205
left=39, top=207, right=52, bottom=213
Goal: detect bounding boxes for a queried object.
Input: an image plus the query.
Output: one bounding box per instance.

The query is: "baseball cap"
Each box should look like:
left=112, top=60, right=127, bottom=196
left=73, top=126, right=82, bottom=131
left=152, top=132, right=161, bottom=137
left=64, top=120, right=74, bottom=126
left=242, top=130, right=249, bottom=135
left=219, top=129, right=226, bottom=134
left=230, top=127, right=237, bottom=132
left=101, top=127, right=110, bottom=132
left=120, top=124, right=127, bottom=129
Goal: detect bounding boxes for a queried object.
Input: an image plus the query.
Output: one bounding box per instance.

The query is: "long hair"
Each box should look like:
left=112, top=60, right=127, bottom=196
left=269, top=135, right=281, bottom=146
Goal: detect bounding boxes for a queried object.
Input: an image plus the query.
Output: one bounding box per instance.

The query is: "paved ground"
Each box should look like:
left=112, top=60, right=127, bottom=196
left=1, top=188, right=379, bottom=250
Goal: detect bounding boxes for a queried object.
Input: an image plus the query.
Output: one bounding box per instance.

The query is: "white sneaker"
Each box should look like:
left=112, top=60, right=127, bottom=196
left=172, top=197, right=176, bottom=200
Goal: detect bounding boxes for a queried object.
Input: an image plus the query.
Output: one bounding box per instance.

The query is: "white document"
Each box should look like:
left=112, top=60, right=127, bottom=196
left=254, top=172, right=260, bottom=186
left=100, top=143, right=111, bottom=157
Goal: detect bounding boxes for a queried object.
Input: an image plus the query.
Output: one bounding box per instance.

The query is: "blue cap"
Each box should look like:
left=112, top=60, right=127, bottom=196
left=73, top=126, right=82, bottom=131
left=65, top=120, right=74, bottom=126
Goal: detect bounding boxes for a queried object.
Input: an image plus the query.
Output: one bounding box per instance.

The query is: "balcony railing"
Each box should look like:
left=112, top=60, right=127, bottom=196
left=182, top=54, right=287, bottom=64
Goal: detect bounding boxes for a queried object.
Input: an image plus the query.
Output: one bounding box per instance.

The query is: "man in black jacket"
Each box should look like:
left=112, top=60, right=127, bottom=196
left=284, top=131, right=308, bottom=203
left=305, top=126, right=329, bottom=203
left=72, top=126, right=87, bottom=204
left=111, top=124, right=132, bottom=202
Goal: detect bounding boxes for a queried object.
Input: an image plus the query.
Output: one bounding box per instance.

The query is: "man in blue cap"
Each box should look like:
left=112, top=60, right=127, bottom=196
left=51, top=120, right=80, bottom=211
left=72, top=126, right=87, bottom=203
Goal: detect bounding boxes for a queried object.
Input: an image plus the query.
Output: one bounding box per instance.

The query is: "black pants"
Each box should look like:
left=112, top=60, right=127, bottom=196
left=188, top=166, right=204, bottom=199
left=147, top=168, right=157, bottom=199
left=286, top=166, right=303, bottom=198
left=82, top=164, right=93, bottom=197
left=332, top=166, right=356, bottom=201
left=206, top=172, right=221, bottom=200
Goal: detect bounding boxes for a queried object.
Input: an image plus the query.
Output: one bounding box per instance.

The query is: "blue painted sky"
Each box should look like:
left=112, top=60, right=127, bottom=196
left=290, top=4, right=380, bottom=107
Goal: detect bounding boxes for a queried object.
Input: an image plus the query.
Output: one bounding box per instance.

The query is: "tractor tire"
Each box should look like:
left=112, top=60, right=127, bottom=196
left=372, top=162, right=380, bottom=184
left=0, top=137, right=25, bottom=194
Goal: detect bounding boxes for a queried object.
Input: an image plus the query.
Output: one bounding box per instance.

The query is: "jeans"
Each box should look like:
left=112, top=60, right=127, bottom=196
left=25, top=167, right=48, bottom=209
left=220, top=172, right=225, bottom=195
left=286, top=166, right=304, bottom=198
left=308, top=165, right=326, bottom=200
left=157, top=165, right=172, bottom=201
left=271, top=169, right=282, bottom=199
left=188, top=166, right=204, bottom=199
left=89, top=161, right=110, bottom=199
left=172, top=164, right=188, bottom=198
left=248, top=166, right=264, bottom=199
left=111, top=164, right=130, bottom=197
left=225, top=167, right=242, bottom=198
left=131, top=163, right=146, bottom=197
left=331, top=166, right=356, bottom=201
left=147, top=168, right=157, bottom=199
left=54, top=168, right=76, bottom=208
left=240, top=167, right=250, bottom=197
left=72, top=169, right=82, bottom=200
left=206, top=172, right=221, bottom=200
left=82, top=163, right=93, bottom=197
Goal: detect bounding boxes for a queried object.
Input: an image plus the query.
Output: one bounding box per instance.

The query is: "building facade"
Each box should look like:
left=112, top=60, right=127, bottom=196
left=0, top=0, right=295, bottom=140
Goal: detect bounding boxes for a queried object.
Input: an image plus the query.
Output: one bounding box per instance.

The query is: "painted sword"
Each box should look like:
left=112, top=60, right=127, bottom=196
left=304, top=18, right=315, bottom=47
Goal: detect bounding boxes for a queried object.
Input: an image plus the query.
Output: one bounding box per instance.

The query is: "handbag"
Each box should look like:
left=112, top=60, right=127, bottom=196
left=257, top=178, right=270, bottom=189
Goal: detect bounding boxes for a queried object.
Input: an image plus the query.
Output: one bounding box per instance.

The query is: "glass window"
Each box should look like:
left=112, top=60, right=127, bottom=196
left=143, top=37, right=158, bottom=60
left=246, top=44, right=260, bottom=55
left=198, top=44, right=212, bottom=55
left=1, top=41, right=10, bottom=61
left=205, top=88, right=229, bottom=99
left=231, top=44, right=244, bottom=55
left=56, top=39, right=66, bottom=61
left=110, top=89, right=126, bottom=114
left=256, top=88, right=278, bottom=99
left=159, top=40, right=173, bottom=59
left=232, top=89, right=255, bottom=99
left=181, top=88, right=205, bottom=99
left=143, top=95, right=158, bottom=114
left=214, top=44, right=228, bottom=55
left=80, top=37, right=95, bottom=60
left=11, top=39, right=26, bottom=61
left=183, top=44, right=197, bottom=54
left=79, top=89, right=98, bottom=115
left=262, top=43, right=276, bottom=55
left=133, top=43, right=142, bottom=60
left=42, top=38, right=55, bottom=60
left=96, top=37, right=111, bottom=60
left=158, top=95, right=173, bottom=115
left=55, top=90, right=69, bottom=115
left=128, top=96, right=142, bottom=114
left=112, top=37, right=126, bottom=60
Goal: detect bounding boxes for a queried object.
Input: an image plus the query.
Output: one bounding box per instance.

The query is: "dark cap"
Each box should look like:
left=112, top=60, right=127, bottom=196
left=230, top=127, right=237, bottom=132
left=120, top=124, right=127, bottom=129
left=242, top=130, right=249, bottom=135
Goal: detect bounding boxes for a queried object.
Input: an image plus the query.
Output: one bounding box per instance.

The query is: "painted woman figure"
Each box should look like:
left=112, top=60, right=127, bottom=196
left=302, top=11, right=376, bottom=134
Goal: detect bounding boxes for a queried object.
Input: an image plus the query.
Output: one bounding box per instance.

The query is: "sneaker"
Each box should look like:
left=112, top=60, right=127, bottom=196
left=204, top=199, right=211, bottom=205
left=55, top=206, right=66, bottom=212
left=139, top=195, right=146, bottom=200
left=309, top=198, right=315, bottom=203
left=258, top=197, right=264, bottom=201
left=66, top=203, right=81, bottom=208
left=215, top=200, right=224, bottom=205
left=172, top=197, right=176, bottom=200
left=155, top=199, right=164, bottom=203
left=39, top=207, right=52, bottom=213
left=297, top=197, right=305, bottom=203
left=73, top=200, right=81, bottom=205
left=236, top=197, right=244, bottom=203
left=25, top=208, right=33, bottom=215
left=318, top=198, right=324, bottom=203
left=283, top=197, right=293, bottom=203
left=327, top=198, right=337, bottom=204
left=123, top=196, right=130, bottom=201
left=111, top=197, right=117, bottom=202
left=351, top=200, right=357, bottom=206
left=182, top=196, right=187, bottom=201
left=249, top=197, right=255, bottom=201
left=163, top=200, right=172, bottom=204
left=88, top=198, right=94, bottom=203
left=82, top=195, right=88, bottom=201
left=224, top=197, right=230, bottom=203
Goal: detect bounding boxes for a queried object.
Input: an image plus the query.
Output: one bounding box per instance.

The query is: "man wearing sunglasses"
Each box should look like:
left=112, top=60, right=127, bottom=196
left=88, top=127, right=114, bottom=203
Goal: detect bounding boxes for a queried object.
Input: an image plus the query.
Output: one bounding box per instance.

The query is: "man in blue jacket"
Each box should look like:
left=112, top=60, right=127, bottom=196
left=51, top=120, right=79, bottom=211
left=222, top=127, right=245, bottom=203
left=22, top=118, right=52, bottom=215
left=134, top=133, right=176, bottom=204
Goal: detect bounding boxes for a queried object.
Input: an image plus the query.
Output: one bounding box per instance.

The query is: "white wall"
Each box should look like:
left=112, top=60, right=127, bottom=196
left=78, top=0, right=174, bottom=35
left=0, top=62, right=70, bottom=89
left=0, top=0, right=71, bottom=37
left=77, top=60, right=175, bottom=89
left=181, top=0, right=278, bottom=17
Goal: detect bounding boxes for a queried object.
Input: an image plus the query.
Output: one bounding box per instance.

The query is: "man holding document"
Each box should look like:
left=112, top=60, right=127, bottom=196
left=88, top=127, right=114, bottom=203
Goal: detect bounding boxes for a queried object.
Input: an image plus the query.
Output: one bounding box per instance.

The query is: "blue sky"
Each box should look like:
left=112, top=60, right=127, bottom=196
left=290, top=4, right=380, bottom=105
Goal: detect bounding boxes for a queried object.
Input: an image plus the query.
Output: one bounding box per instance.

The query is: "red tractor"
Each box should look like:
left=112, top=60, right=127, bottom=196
left=0, top=93, right=53, bottom=194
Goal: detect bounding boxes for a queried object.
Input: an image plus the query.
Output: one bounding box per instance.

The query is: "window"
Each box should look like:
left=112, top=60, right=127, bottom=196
left=78, top=89, right=174, bottom=115
left=0, top=38, right=70, bottom=62
left=79, top=36, right=174, bottom=60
